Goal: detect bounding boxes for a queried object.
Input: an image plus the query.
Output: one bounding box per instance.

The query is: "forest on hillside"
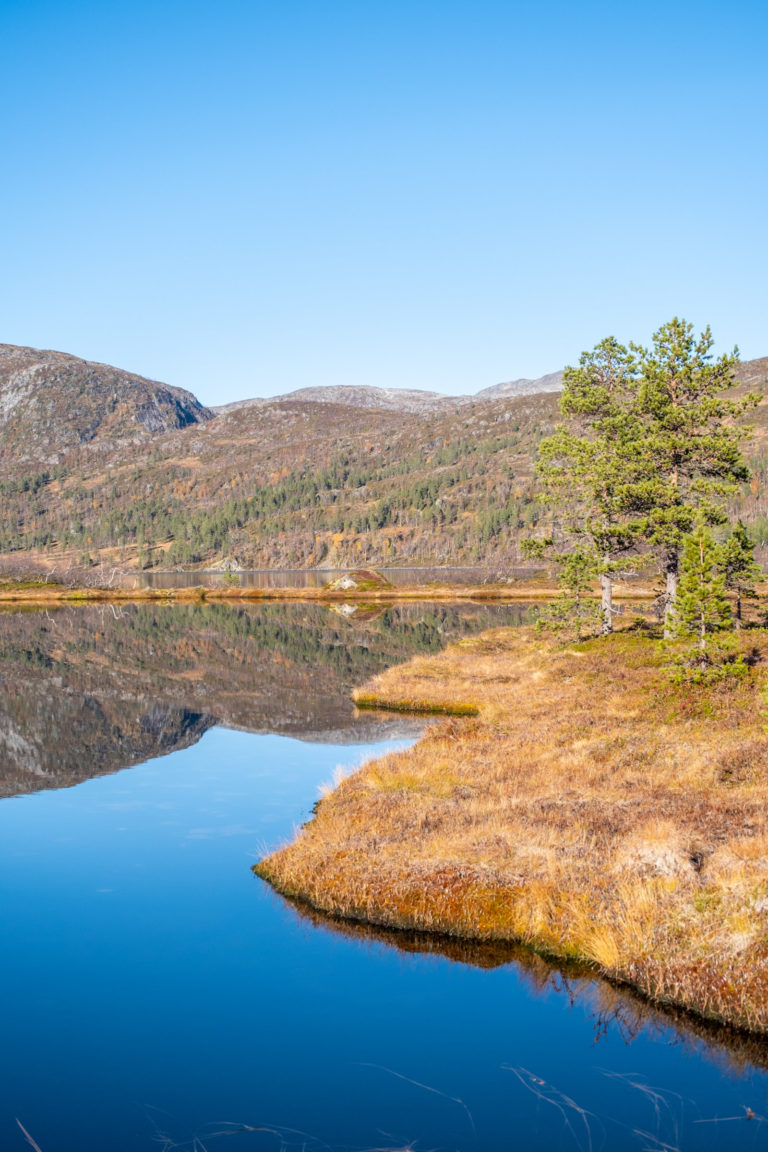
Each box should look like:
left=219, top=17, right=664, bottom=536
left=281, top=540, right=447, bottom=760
left=1, top=354, right=767, bottom=576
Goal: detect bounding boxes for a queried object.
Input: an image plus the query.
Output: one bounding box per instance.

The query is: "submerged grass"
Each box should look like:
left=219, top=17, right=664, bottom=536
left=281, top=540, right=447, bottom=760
left=256, top=623, right=768, bottom=1033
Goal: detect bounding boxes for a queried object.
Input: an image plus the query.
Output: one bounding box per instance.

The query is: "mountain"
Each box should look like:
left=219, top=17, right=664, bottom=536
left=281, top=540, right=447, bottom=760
left=0, top=343, right=213, bottom=468
left=0, top=344, right=766, bottom=574
left=213, top=369, right=566, bottom=415
left=476, top=370, right=564, bottom=400
left=214, top=385, right=449, bottom=415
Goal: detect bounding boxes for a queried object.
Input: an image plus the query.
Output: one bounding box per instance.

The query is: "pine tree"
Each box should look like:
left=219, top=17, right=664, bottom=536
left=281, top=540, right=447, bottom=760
left=536, top=545, right=603, bottom=641
left=674, top=523, right=732, bottom=662
left=629, top=319, right=756, bottom=636
left=720, top=519, right=761, bottom=624
left=531, top=337, right=644, bottom=634
left=529, top=320, right=758, bottom=639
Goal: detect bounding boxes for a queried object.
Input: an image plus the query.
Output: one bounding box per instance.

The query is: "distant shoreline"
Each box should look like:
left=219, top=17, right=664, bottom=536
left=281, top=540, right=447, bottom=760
left=0, top=580, right=660, bottom=604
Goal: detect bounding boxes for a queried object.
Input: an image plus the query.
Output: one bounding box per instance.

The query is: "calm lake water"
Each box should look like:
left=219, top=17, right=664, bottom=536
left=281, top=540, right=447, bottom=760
left=1, top=602, right=768, bottom=1151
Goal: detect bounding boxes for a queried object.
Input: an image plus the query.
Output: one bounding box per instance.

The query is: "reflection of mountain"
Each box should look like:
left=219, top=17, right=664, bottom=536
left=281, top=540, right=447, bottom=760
left=284, top=895, right=768, bottom=1075
left=0, top=600, right=534, bottom=797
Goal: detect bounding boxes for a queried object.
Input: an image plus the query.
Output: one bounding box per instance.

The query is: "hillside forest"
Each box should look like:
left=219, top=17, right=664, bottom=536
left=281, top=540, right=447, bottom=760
left=0, top=338, right=766, bottom=579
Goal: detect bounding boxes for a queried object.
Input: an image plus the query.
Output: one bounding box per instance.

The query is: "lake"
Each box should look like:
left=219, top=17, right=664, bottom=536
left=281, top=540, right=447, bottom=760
left=1, top=601, right=767, bottom=1151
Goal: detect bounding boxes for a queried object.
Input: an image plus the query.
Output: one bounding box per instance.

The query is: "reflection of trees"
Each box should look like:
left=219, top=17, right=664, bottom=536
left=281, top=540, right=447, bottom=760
left=0, top=600, right=534, bottom=681
left=281, top=893, right=768, bottom=1075
left=0, top=601, right=534, bottom=797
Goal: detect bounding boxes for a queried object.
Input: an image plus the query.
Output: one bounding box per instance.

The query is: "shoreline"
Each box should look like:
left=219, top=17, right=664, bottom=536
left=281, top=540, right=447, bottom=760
left=279, top=890, right=768, bottom=1070
left=0, top=579, right=660, bottom=604
left=255, top=624, right=768, bottom=1034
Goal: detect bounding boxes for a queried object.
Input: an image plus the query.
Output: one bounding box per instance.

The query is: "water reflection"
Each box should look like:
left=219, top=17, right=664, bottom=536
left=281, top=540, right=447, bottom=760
left=4, top=601, right=768, bottom=1152
left=0, top=600, right=534, bottom=797
left=284, top=895, right=768, bottom=1076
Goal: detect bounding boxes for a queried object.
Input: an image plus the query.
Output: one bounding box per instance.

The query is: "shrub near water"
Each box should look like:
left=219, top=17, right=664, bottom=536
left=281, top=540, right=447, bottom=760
left=256, top=624, right=768, bottom=1032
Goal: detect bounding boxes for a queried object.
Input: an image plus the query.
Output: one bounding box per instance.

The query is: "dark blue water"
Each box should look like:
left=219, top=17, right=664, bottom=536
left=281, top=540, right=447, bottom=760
left=2, top=606, right=768, bottom=1151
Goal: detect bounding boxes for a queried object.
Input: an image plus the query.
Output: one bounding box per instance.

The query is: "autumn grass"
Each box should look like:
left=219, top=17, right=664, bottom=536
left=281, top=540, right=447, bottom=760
left=255, top=622, right=768, bottom=1033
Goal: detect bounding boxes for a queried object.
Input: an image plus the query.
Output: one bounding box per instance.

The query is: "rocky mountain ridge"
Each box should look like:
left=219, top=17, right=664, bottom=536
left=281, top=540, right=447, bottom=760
left=213, top=369, right=564, bottom=415
left=0, top=343, right=213, bottom=466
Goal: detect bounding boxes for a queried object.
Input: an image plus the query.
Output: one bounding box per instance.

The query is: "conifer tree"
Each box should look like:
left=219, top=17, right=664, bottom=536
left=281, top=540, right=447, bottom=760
left=720, top=519, right=761, bottom=624
left=530, top=320, right=757, bottom=639
left=674, top=522, right=732, bottom=662
left=532, top=337, right=643, bottom=634
left=629, top=319, right=756, bottom=636
left=537, top=545, right=602, bottom=640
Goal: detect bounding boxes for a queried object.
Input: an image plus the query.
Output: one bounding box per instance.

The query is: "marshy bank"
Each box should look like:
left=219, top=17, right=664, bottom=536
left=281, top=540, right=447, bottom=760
left=256, top=624, right=768, bottom=1033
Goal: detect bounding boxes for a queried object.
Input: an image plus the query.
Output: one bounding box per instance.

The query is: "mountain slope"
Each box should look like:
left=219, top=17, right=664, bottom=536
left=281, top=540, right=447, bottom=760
left=0, top=348, right=766, bottom=574
left=213, top=384, right=449, bottom=415
left=476, top=370, right=564, bottom=400
left=0, top=343, right=213, bottom=467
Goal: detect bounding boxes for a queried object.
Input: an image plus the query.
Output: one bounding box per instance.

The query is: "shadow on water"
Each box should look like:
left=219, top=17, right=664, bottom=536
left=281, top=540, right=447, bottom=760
left=279, top=891, right=768, bottom=1077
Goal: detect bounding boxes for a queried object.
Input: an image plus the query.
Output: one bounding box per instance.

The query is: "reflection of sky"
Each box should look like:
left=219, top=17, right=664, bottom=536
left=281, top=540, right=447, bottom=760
left=1, top=726, right=767, bottom=1152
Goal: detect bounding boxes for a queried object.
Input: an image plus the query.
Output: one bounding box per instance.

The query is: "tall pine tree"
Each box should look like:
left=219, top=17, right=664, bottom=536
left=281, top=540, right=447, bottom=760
left=530, top=320, right=757, bottom=637
left=532, top=338, right=644, bottom=634
left=630, top=319, right=756, bottom=636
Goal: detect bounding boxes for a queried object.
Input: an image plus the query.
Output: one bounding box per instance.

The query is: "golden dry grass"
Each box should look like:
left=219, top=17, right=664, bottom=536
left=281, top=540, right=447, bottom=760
left=256, top=624, right=768, bottom=1032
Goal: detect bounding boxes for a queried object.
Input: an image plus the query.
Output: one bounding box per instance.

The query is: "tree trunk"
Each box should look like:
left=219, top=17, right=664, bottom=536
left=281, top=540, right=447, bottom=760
left=600, top=571, right=613, bottom=635
left=663, top=552, right=679, bottom=640
left=736, top=588, right=743, bottom=627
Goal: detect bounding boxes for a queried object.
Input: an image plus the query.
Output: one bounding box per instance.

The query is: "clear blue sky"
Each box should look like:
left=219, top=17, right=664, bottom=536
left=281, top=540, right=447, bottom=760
left=1, top=0, right=765, bottom=404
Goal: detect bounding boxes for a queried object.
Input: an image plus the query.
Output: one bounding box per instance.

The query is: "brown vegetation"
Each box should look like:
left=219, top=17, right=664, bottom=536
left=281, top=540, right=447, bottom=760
left=1, top=344, right=766, bottom=574
left=256, top=623, right=768, bottom=1032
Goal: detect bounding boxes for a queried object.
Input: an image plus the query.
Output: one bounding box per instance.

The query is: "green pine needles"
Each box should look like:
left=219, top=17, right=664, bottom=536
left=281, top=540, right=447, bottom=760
left=672, top=523, right=734, bottom=672
left=720, top=519, right=762, bottom=623
left=528, top=318, right=760, bottom=642
left=667, top=521, right=762, bottom=682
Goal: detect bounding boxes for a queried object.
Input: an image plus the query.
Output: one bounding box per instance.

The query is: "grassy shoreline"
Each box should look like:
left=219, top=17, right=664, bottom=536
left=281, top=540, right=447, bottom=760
left=281, top=892, right=768, bottom=1072
left=255, top=624, right=768, bottom=1033
left=0, top=579, right=661, bottom=604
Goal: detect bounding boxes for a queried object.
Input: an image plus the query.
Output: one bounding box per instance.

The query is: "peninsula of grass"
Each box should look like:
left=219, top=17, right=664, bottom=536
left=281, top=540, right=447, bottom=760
left=255, top=623, right=768, bottom=1033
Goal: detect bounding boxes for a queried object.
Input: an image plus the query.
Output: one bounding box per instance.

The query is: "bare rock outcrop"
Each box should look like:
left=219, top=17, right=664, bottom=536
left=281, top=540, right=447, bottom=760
left=0, top=343, right=213, bottom=467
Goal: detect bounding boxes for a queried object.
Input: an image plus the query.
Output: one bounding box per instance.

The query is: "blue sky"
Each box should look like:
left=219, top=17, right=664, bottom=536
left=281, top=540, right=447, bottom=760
left=1, top=0, right=765, bottom=404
